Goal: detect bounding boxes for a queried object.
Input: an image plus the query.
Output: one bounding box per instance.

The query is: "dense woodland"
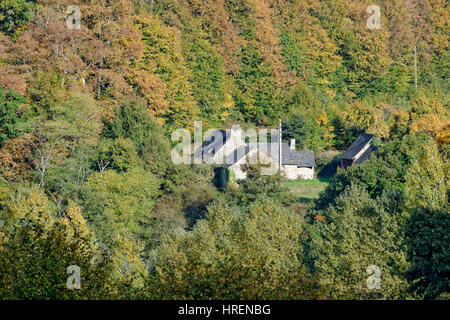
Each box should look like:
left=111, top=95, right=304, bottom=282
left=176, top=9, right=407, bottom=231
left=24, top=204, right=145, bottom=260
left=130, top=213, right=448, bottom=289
left=0, top=0, right=448, bottom=299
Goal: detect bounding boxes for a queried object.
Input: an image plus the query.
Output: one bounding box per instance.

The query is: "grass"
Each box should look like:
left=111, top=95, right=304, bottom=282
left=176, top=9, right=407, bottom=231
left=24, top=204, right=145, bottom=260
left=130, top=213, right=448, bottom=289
left=282, top=150, right=340, bottom=203
left=283, top=177, right=332, bottom=203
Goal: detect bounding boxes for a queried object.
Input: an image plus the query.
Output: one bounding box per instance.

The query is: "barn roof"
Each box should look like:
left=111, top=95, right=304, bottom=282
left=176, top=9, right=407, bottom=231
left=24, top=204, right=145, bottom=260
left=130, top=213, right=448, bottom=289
left=353, top=144, right=378, bottom=164
left=341, top=133, right=374, bottom=160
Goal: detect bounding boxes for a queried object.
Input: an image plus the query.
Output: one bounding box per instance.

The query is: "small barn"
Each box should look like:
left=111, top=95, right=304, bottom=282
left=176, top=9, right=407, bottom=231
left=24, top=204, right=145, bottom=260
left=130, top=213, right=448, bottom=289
left=340, top=133, right=377, bottom=169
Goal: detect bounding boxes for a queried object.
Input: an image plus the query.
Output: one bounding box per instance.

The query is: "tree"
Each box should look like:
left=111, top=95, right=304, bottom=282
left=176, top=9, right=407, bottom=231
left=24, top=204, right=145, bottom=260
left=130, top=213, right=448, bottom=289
left=0, top=0, right=35, bottom=36
left=183, top=34, right=230, bottom=125
left=275, top=0, right=341, bottom=88
left=146, top=198, right=323, bottom=299
left=24, top=92, right=101, bottom=189
left=404, top=141, right=449, bottom=211
left=316, top=133, right=432, bottom=211
left=136, top=14, right=199, bottom=126
left=224, top=0, right=294, bottom=125
left=93, top=137, right=141, bottom=173
left=82, top=0, right=145, bottom=99
left=406, top=207, right=449, bottom=299
left=224, top=163, right=286, bottom=207
left=308, top=184, right=409, bottom=299
left=0, top=188, right=122, bottom=299
left=0, top=86, right=26, bottom=146
left=79, top=168, right=161, bottom=261
left=104, top=98, right=172, bottom=175
left=0, top=135, right=33, bottom=182
left=282, top=111, right=334, bottom=152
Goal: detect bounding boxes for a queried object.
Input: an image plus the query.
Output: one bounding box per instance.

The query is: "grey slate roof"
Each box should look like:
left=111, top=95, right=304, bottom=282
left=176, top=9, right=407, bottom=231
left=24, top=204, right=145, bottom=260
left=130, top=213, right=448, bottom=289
left=224, top=144, right=257, bottom=168
left=353, top=144, right=378, bottom=165
left=226, top=142, right=315, bottom=168
left=341, top=133, right=374, bottom=160
left=282, top=144, right=315, bottom=167
left=193, top=129, right=230, bottom=159
left=193, top=126, right=315, bottom=168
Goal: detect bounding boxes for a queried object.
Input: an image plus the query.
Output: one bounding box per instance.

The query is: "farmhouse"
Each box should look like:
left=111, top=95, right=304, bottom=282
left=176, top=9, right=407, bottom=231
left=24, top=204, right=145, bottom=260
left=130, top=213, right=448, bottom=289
left=340, top=132, right=378, bottom=169
left=194, top=123, right=315, bottom=183
left=281, top=140, right=315, bottom=180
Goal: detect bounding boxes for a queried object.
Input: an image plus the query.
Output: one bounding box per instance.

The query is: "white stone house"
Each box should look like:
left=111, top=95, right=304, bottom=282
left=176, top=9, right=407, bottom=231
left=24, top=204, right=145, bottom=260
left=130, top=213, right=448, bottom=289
left=281, top=140, right=315, bottom=180
left=194, top=123, right=315, bottom=184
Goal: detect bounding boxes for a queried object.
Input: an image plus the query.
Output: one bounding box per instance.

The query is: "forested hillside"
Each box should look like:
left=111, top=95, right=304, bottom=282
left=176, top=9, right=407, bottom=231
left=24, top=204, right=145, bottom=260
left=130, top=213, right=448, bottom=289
left=0, top=0, right=448, bottom=300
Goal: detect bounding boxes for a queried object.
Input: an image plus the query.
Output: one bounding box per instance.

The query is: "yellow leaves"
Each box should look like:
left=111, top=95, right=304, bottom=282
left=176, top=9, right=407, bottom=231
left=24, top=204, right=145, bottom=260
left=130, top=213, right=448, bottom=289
left=316, top=111, right=328, bottom=125
left=136, top=13, right=200, bottom=125
left=10, top=189, right=55, bottom=227
left=146, top=197, right=322, bottom=299
left=411, top=89, right=448, bottom=117
left=315, top=111, right=335, bottom=146
left=109, top=232, right=147, bottom=289
left=249, top=0, right=294, bottom=88
left=410, top=114, right=450, bottom=143
left=405, top=141, right=449, bottom=210
left=391, top=109, right=410, bottom=129
left=435, top=124, right=450, bottom=145
left=61, top=201, right=91, bottom=241
left=304, top=25, right=341, bottom=79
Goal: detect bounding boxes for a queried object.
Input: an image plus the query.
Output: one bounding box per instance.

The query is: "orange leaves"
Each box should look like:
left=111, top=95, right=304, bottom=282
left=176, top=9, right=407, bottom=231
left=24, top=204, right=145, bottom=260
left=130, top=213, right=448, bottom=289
left=314, top=215, right=326, bottom=222
left=249, top=0, right=293, bottom=88
left=136, top=13, right=200, bottom=125
left=0, top=0, right=148, bottom=100
left=0, top=136, right=33, bottom=182
left=187, top=0, right=242, bottom=74
left=127, top=69, right=169, bottom=116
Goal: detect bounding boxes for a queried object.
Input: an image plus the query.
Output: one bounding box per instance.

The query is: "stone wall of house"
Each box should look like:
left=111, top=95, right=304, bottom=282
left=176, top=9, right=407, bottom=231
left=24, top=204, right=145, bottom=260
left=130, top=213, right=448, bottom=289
left=224, top=125, right=245, bottom=165
left=230, top=164, right=247, bottom=181
left=229, top=148, right=279, bottom=180
left=284, top=165, right=314, bottom=180
left=201, top=125, right=246, bottom=165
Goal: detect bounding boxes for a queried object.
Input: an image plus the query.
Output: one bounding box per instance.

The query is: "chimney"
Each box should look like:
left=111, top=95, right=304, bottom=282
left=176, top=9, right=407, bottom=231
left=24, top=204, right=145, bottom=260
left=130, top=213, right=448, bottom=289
left=231, top=124, right=242, bottom=135
left=289, top=139, right=295, bottom=150
left=230, top=124, right=243, bottom=146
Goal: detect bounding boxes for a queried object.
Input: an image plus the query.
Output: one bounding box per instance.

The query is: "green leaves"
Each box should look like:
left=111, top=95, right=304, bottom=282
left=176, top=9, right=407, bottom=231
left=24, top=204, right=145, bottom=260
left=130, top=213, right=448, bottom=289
left=0, top=0, right=448, bottom=301
left=405, top=142, right=449, bottom=211
left=406, top=208, right=450, bottom=299
left=0, top=86, right=26, bottom=146
left=0, top=0, right=34, bottom=36
left=147, top=198, right=324, bottom=299
left=308, top=184, right=410, bottom=299
left=94, top=137, right=141, bottom=173
left=184, top=35, right=229, bottom=125
left=0, top=189, right=118, bottom=299
left=104, top=99, right=172, bottom=175
left=80, top=168, right=160, bottom=243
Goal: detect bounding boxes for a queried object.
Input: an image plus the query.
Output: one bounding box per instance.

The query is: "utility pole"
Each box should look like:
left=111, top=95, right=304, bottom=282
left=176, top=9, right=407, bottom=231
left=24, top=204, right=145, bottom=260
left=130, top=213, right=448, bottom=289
left=414, top=46, right=418, bottom=90
left=278, top=119, right=282, bottom=173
